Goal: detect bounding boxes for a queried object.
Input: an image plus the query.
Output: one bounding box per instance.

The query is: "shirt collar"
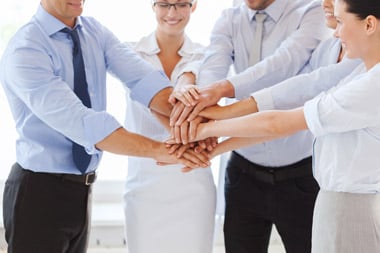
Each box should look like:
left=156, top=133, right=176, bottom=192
left=134, top=32, right=160, bottom=55
left=35, top=4, right=83, bottom=36
left=246, top=0, right=286, bottom=23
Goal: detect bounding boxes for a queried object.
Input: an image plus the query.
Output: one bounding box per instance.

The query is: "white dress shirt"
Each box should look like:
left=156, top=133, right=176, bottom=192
left=304, top=63, right=380, bottom=194
left=197, top=0, right=330, bottom=166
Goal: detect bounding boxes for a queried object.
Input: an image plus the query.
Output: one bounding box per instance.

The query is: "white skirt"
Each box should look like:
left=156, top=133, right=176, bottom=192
left=124, top=158, right=216, bottom=253
left=312, top=190, right=380, bottom=253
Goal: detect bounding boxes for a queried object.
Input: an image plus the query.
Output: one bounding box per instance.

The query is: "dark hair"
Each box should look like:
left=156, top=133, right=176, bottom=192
left=340, top=0, right=380, bottom=19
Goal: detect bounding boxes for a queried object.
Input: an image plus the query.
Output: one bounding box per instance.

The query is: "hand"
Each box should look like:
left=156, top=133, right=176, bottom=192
left=169, top=84, right=200, bottom=107
left=166, top=137, right=217, bottom=157
left=188, top=121, right=210, bottom=143
left=169, top=79, right=233, bottom=126
left=169, top=102, right=194, bottom=127
left=171, top=115, right=205, bottom=144
left=166, top=142, right=195, bottom=157
left=194, top=137, right=218, bottom=153
left=182, top=79, right=234, bottom=123
left=156, top=143, right=211, bottom=172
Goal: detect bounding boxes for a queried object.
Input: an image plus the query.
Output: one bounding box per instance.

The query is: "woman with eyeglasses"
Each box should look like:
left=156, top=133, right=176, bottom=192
left=122, top=1, right=216, bottom=253
left=187, top=0, right=380, bottom=252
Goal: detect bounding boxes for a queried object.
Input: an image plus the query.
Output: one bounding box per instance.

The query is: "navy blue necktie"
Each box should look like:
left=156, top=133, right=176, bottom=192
left=62, top=28, right=92, bottom=174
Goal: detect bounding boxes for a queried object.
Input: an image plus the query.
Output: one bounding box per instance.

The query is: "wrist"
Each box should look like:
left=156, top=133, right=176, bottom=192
left=199, top=122, right=212, bottom=140
left=213, top=80, right=235, bottom=98
left=152, top=141, right=166, bottom=161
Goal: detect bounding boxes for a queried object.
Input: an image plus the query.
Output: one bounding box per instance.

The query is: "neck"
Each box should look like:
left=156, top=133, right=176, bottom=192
left=155, top=30, right=185, bottom=54
left=362, top=45, right=380, bottom=71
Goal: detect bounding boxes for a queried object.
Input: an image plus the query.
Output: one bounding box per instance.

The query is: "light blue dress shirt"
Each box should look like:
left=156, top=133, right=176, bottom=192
left=198, top=0, right=330, bottom=166
left=0, top=5, right=171, bottom=174
left=304, top=63, right=380, bottom=193
left=198, top=0, right=330, bottom=98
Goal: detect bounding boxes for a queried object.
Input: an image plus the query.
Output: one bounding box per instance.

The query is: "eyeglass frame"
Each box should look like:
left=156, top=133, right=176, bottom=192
left=153, top=1, right=194, bottom=11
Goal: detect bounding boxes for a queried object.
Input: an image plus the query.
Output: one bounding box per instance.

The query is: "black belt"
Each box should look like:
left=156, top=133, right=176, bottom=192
left=50, top=171, right=97, bottom=185
left=231, top=152, right=312, bottom=184
left=15, top=163, right=96, bottom=186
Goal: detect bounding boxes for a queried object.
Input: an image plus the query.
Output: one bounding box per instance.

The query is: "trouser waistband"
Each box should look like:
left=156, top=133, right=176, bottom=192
left=230, top=152, right=313, bottom=184
left=13, top=162, right=96, bottom=185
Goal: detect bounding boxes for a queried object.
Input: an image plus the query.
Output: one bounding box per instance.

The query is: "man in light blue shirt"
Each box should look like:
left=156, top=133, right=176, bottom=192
left=0, top=1, right=208, bottom=253
left=172, top=0, right=331, bottom=252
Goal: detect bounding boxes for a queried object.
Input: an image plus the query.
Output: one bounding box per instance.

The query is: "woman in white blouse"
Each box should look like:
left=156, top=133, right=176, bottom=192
left=185, top=0, right=380, bottom=252
left=123, top=1, right=216, bottom=253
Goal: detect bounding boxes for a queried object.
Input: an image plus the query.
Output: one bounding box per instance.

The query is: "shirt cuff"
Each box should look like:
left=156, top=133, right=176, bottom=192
left=304, top=96, right=324, bottom=137
left=83, top=112, right=122, bottom=155
left=227, top=74, right=253, bottom=100
left=251, top=87, right=275, bottom=111
left=179, top=61, right=201, bottom=81
left=130, top=70, right=172, bottom=107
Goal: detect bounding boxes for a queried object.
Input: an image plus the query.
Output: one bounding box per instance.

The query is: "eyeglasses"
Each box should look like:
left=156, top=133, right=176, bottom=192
left=153, top=2, right=193, bottom=11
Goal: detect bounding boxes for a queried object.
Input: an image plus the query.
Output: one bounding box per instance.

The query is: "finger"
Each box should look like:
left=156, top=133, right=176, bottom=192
left=168, top=94, right=177, bottom=106
left=177, top=156, right=199, bottom=169
left=183, top=92, right=197, bottom=107
left=175, top=106, right=194, bottom=126
left=180, top=121, right=189, bottom=145
left=156, top=162, right=172, bottom=166
left=166, top=139, right=177, bottom=145
left=174, top=125, right=181, bottom=143
left=188, top=102, right=206, bottom=122
left=194, top=145, right=202, bottom=153
left=183, top=88, right=200, bottom=106
left=197, top=140, right=207, bottom=150
left=182, top=150, right=210, bottom=167
left=205, top=137, right=217, bottom=151
left=189, top=87, right=200, bottom=101
left=176, top=144, right=189, bottom=158
left=170, top=103, right=185, bottom=126
left=211, top=137, right=218, bottom=148
left=189, top=117, right=202, bottom=141
left=168, top=144, right=180, bottom=154
left=181, top=166, right=196, bottom=173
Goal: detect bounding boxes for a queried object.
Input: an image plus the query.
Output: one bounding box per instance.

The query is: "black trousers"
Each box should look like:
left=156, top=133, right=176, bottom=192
left=224, top=152, right=319, bottom=253
left=3, top=163, right=92, bottom=253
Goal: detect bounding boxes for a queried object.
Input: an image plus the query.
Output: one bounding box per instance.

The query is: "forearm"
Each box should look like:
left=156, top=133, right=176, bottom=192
left=200, top=97, right=258, bottom=120
left=209, top=79, right=235, bottom=98
left=149, top=87, right=173, bottom=117
left=198, top=107, right=307, bottom=140
left=95, top=127, right=164, bottom=160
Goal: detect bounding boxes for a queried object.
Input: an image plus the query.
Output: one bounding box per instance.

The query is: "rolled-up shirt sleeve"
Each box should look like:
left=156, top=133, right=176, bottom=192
left=83, top=112, right=121, bottom=154
left=304, top=64, right=379, bottom=137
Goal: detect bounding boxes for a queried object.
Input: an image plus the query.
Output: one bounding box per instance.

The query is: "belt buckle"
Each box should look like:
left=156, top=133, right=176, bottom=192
left=85, top=172, right=96, bottom=185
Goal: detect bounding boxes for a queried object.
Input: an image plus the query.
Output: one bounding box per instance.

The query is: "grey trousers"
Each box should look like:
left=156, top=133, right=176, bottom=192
left=312, top=190, right=380, bottom=253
